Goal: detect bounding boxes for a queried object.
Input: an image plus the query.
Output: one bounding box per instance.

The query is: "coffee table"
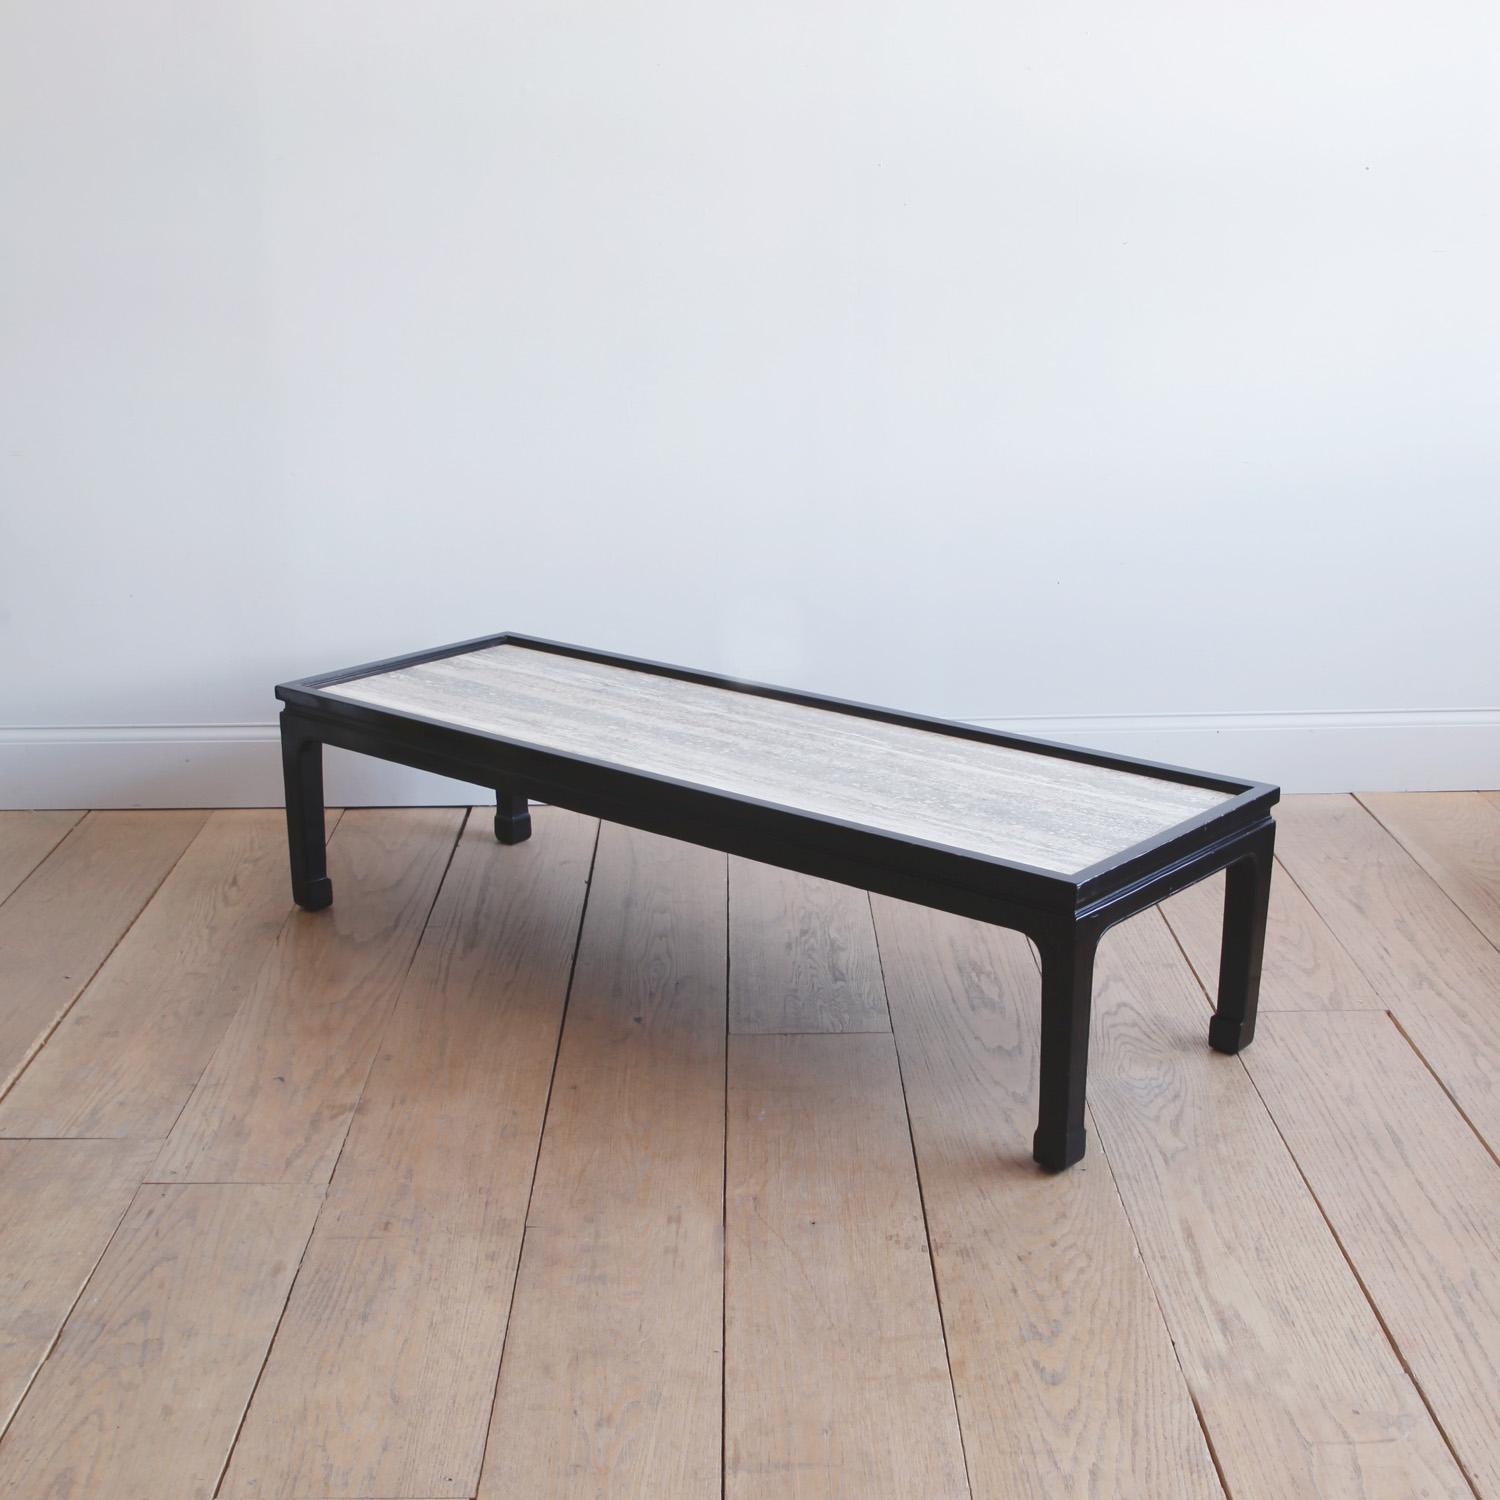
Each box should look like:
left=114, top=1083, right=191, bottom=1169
left=276, top=633, right=1278, bottom=1170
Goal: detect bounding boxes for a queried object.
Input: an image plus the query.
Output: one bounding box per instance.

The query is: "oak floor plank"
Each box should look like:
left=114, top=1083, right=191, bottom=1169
left=871, top=895, right=1220, bottom=1500
left=0, top=810, right=83, bottom=906
left=724, top=1032, right=969, bottom=1500
left=478, top=823, right=726, bottom=1499
left=1084, top=908, right=1469, bottom=1499
left=0, top=809, right=208, bottom=1097
left=151, top=808, right=464, bottom=1186
left=0, top=810, right=339, bottom=1140
left=729, top=858, right=888, bottom=1033
left=4, top=792, right=1496, bottom=1497
left=221, top=808, right=597, bottom=1500
left=1359, top=791, right=1500, bottom=951
left=1273, top=794, right=1500, bottom=1157
left=1160, top=859, right=1383, bottom=1012
left=1248, top=1010, right=1500, bottom=1496
left=0, top=1183, right=322, bottom=1500
left=0, top=1139, right=158, bottom=1436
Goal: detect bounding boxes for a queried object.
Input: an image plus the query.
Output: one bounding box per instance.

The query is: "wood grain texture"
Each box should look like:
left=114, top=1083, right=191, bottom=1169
left=0, top=810, right=337, bottom=1140
left=1248, top=1011, right=1500, bottom=1496
left=1359, top=791, right=1500, bottom=950
left=0, top=1139, right=158, bottom=1436
left=1085, top=908, right=1468, bottom=1500
left=328, top=642, right=1229, bottom=874
left=1160, top=859, right=1382, bottom=1011
left=222, top=808, right=597, bottom=1500
left=725, top=1033, right=969, bottom=1500
left=1, top=795, right=1497, bottom=1493
left=478, top=823, right=726, bottom=1499
left=729, top=858, right=888, bottom=1033
left=0, top=809, right=207, bottom=1097
left=871, top=895, right=1220, bottom=1500
left=151, top=808, right=464, bottom=1185
left=0, top=809, right=83, bottom=905
left=1273, top=794, right=1500, bottom=1157
left=0, top=1183, right=321, bottom=1500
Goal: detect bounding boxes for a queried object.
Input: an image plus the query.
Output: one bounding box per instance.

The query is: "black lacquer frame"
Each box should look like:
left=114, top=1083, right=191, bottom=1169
left=276, top=632, right=1279, bottom=1172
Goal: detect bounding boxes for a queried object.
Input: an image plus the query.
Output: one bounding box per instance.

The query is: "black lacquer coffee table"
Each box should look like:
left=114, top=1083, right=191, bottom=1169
left=276, top=633, right=1277, bottom=1171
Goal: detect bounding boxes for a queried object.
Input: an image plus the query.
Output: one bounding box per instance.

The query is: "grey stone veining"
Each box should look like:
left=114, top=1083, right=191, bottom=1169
left=327, top=644, right=1230, bottom=875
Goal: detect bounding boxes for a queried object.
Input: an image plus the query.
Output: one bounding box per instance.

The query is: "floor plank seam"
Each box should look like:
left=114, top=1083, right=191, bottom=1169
left=471, top=815, right=602, bottom=1498
left=0, top=1176, right=151, bottom=1450
left=1124, top=906, right=1483, bottom=1493
left=10, top=795, right=1497, bottom=1496
left=145, top=808, right=347, bottom=1161
left=1243, top=1006, right=1389, bottom=1014
left=1185, top=1386, right=1236, bottom=1500
left=1232, top=1030, right=1484, bottom=1499
left=0, top=813, right=205, bottom=1110
left=210, top=808, right=470, bottom=1496
left=1386, top=1010, right=1500, bottom=1176
left=313, top=806, right=472, bottom=1196
left=0, top=1136, right=161, bottom=1143
left=1268, top=842, right=1404, bottom=1004
left=1087, top=1105, right=1236, bottom=1500
left=1157, top=905, right=1220, bottom=1015
left=1091, top=1052, right=1247, bottom=1499
left=727, top=1025, right=896, bottom=1037
left=1017, top=928, right=1236, bottom=1499
left=865, top=890, right=977, bottom=1500
left=1353, top=793, right=1500, bottom=960
left=210, top=1191, right=325, bottom=1500
left=0, top=811, right=85, bottom=913
left=1158, top=854, right=1385, bottom=1020
left=139, top=1177, right=333, bottom=1187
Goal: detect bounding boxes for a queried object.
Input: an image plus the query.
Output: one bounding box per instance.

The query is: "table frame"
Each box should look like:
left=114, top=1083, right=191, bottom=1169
left=276, top=632, right=1278, bottom=1171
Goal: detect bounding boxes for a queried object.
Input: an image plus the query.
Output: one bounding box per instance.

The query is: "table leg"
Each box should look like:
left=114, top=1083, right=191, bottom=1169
left=494, top=790, right=532, bottom=845
left=1033, top=923, right=1099, bottom=1171
left=1208, top=822, right=1274, bottom=1053
left=281, top=715, right=332, bottom=911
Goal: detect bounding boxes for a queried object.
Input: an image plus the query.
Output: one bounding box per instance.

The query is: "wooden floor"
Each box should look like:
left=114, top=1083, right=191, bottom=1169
left=1, top=795, right=1498, bottom=1499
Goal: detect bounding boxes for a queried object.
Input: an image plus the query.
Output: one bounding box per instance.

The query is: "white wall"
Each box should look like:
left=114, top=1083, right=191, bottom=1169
left=3, top=0, right=1497, bottom=806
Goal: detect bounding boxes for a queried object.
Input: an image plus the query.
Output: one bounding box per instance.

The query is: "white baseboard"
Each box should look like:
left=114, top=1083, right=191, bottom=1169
left=968, top=708, right=1500, bottom=796
left=0, top=725, right=492, bottom=809
left=0, top=709, right=1497, bottom=808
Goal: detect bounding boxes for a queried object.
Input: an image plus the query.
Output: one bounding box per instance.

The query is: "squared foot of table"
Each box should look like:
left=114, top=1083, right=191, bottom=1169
left=494, top=792, right=532, bottom=845
left=294, top=875, right=333, bottom=912
left=1033, top=1126, right=1088, bottom=1173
